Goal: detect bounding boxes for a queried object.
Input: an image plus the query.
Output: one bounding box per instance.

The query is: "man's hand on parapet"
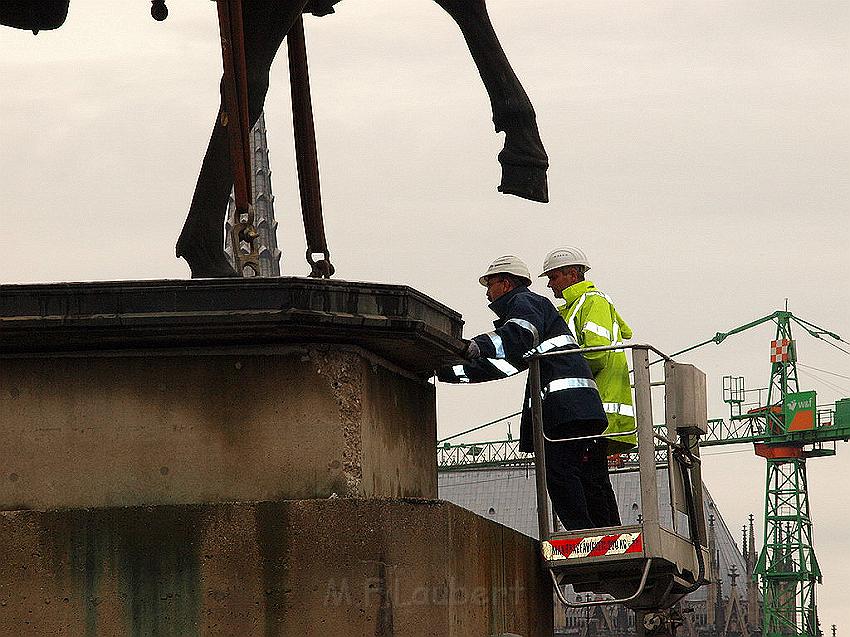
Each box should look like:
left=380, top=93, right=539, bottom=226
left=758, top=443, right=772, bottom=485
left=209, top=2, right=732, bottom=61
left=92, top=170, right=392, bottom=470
left=435, top=367, right=454, bottom=383
left=431, top=340, right=479, bottom=383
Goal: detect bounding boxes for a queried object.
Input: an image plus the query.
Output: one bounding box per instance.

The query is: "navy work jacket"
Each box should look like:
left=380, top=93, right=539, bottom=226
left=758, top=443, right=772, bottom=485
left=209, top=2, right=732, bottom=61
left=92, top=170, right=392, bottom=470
left=438, top=286, right=607, bottom=452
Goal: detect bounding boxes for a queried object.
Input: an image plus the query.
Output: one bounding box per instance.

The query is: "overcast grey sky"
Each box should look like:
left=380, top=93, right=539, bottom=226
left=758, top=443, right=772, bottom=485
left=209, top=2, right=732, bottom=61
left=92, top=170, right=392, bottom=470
left=1, top=0, right=848, bottom=629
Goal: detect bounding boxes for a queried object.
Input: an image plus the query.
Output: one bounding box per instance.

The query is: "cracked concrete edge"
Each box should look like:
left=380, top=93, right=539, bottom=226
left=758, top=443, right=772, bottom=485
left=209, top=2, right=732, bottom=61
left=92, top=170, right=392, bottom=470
left=310, top=347, right=364, bottom=494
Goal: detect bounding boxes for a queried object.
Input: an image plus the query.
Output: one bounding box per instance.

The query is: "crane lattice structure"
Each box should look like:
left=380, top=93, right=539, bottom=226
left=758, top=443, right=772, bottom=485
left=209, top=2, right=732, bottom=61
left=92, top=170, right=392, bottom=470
left=696, top=311, right=850, bottom=637
left=438, top=310, right=850, bottom=637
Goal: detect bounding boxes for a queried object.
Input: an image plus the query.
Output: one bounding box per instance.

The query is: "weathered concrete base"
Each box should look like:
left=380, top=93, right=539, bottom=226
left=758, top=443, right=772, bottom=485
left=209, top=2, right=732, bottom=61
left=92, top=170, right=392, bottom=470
left=1, top=346, right=437, bottom=510
left=0, top=278, right=463, bottom=510
left=0, top=279, right=551, bottom=636
left=0, top=499, right=552, bottom=637
left=0, top=279, right=466, bottom=510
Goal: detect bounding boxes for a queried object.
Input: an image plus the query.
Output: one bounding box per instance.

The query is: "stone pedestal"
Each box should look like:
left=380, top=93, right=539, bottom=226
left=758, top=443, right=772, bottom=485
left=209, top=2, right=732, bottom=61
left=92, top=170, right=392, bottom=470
left=0, top=500, right=552, bottom=637
left=0, top=279, right=553, bottom=636
left=0, top=279, right=462, bottom=510
left=1, top=346, right=439, bottom=509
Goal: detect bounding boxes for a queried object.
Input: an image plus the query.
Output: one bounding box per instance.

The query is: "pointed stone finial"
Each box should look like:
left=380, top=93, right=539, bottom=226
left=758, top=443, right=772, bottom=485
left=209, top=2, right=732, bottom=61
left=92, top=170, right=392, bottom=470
left=729, top=564, right=740, bottom=587
left=226, top=112, right=282, bottom=277
left=748, top=514, right=757, bottom=570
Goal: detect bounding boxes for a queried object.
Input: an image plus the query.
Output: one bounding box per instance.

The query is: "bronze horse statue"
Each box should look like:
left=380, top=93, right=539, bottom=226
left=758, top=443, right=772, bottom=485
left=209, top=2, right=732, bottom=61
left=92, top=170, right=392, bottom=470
left=2, top=0, right=549, bottom=278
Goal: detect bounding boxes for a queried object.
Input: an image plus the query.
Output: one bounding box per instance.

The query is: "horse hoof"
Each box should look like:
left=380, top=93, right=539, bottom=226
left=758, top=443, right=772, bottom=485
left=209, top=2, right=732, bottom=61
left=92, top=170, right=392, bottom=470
left=498, top=163, right=549, bottom=203
left=176, top=243, right=239, bottom=279
left=190, top=263, right=240, bottom=279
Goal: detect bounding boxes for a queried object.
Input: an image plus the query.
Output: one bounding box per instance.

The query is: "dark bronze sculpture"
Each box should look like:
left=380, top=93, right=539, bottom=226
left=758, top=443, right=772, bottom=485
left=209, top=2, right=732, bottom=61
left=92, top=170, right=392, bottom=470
left=2, top=0, right=549, bottom=278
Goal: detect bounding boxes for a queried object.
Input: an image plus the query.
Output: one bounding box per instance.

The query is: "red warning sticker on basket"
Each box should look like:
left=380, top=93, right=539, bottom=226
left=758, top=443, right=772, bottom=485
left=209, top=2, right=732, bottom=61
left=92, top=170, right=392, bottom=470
left=543, top=532, right=643, bottom=561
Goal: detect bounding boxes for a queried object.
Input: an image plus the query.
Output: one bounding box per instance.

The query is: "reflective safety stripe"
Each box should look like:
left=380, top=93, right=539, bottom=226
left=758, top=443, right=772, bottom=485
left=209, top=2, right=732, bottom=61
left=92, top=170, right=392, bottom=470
left=612, top=320, right=624, bottom=352
left=567, top=291, right=616, bottom=343
left=524, top=334, right=578, bottom=359
left=603, top=402, right=635, bottom=417
left=566, top=295, right=587, bottom=340
left=584, top=321, right=612, bottom=342
left=545, top=377, right=598, bottom=394
left=585, top=290, right=614, bottom=304
left=488, top=358, right=519, bottom=376
left=506, top=318, right=540, bottom=347
left=485, top=331, right=505, bottom=358
left=452, top=364, right=470, bottom=383
left=537, top=333, right=577, bottom=352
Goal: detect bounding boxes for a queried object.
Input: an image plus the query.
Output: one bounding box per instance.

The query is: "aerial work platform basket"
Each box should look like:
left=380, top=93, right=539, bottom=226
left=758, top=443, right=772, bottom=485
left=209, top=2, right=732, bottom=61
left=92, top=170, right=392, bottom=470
left=527, top=344, right=709, bottom=620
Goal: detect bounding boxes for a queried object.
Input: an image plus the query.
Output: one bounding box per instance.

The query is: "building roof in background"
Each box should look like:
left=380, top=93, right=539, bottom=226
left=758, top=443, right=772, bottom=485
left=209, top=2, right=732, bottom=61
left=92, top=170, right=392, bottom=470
left=438, top=466, right=747, bottom=601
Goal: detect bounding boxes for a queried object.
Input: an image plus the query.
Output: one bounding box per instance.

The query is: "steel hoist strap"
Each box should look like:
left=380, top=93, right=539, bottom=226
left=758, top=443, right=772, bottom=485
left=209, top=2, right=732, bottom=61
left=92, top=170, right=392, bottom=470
left=216, top=0, right=260, bottom=276
left=287, top=15, right=333, bottom=278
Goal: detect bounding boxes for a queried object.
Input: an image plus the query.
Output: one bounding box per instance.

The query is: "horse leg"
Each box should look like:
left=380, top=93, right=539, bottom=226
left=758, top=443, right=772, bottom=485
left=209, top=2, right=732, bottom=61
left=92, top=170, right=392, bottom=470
left=176, top=104, right=237, bottom=277
left=433, top=0, right=549, bottom=203
left=177, top=0, right=310, bottom=278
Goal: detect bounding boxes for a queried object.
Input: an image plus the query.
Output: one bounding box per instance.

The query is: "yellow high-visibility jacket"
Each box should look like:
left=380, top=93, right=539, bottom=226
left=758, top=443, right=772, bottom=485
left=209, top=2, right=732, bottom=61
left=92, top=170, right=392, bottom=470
left=558, top=281, right=637, bottom=453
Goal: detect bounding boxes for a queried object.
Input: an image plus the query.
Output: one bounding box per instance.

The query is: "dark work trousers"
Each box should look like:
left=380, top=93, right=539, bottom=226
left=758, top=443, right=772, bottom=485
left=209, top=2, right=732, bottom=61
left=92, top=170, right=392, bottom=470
left=581, top=439, right=621, bottom=527
left=544, top=437, right=621, bottom=530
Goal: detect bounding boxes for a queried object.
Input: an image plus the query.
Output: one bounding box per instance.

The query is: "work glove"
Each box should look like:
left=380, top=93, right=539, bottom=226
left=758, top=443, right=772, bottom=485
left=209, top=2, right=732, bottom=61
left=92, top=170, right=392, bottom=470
left=433, top=339, right=480, bottom=383
left=435, top=367, right=454, bottom=383
left=463, top=339, right=481, bottom=360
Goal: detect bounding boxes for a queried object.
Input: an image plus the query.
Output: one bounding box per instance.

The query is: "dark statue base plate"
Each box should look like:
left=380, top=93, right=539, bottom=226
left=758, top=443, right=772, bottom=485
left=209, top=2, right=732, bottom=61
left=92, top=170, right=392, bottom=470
left=0, top=277, right=466, bottom=372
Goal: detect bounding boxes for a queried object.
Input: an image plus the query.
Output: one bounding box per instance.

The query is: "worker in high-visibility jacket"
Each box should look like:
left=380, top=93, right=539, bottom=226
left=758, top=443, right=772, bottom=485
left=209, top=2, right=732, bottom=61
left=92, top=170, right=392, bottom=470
left=540, top=246, right=636, bottom=526
left=437, top=255, right=610, bottom=531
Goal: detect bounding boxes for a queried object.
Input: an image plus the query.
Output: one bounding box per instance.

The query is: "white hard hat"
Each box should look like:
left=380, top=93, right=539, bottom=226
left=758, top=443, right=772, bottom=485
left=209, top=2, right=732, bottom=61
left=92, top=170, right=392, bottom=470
left=539, top=246, right=591, bottom=276
left=479, top=255, right=532, bottom=287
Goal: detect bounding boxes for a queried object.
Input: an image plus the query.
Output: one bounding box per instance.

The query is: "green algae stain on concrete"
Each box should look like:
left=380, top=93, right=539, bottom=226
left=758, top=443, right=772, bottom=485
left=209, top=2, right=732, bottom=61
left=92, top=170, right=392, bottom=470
left=38, top=506, right=204, bottom=636
left=113, top=506, right=203, bottom=637
left=79, top=515, right=108, bottom=637
left=255, top=502, right=293, bottom=637
left=37, top=509, right=106, bottom=637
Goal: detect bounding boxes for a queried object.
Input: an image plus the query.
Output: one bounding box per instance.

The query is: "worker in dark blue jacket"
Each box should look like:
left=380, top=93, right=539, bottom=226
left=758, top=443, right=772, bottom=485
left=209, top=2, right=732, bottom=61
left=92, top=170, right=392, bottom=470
left=438, top=255, right=613, bottom=530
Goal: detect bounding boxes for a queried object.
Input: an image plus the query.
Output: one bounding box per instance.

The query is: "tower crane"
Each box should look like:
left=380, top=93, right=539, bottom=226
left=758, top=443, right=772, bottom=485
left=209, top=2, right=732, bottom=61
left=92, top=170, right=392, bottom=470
left=686, top=310, right=850, bottom=637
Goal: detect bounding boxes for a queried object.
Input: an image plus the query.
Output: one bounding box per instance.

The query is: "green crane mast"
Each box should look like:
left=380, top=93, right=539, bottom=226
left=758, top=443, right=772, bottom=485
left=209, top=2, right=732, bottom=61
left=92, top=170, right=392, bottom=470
left=698, top=311, right=850, bottom=637
left=438, top=310, right=850, bottom=637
